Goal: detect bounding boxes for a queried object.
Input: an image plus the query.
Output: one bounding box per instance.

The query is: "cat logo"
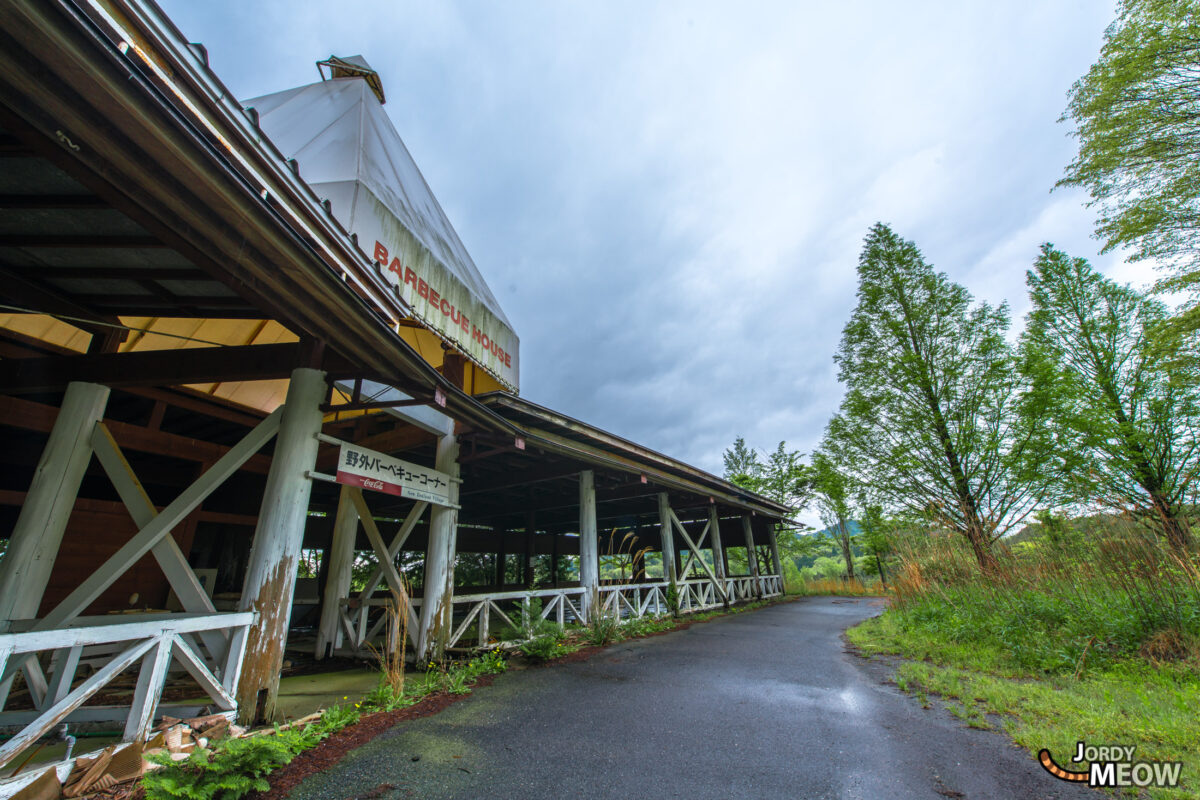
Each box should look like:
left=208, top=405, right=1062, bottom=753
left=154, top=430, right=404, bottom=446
left=1039, top=742, right=1182, bottom=788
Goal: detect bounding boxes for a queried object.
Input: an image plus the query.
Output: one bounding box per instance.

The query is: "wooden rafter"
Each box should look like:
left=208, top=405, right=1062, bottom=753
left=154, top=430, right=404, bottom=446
left=0, top=341, right=353, bottom=393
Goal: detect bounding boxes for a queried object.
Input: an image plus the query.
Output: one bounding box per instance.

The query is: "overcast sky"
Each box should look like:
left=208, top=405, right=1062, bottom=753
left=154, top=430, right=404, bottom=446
left=162, top=1, right=1142, bottom=524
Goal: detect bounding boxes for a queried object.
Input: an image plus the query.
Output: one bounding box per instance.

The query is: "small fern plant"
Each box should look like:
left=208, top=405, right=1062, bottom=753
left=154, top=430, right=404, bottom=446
left=142, top=735, right=299, bottom=800
left=142, top=708, right=357, bottom=800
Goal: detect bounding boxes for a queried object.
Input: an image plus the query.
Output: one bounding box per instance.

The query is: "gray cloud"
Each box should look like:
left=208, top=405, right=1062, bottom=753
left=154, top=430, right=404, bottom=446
left=163, top=0, right=1137, bottom=524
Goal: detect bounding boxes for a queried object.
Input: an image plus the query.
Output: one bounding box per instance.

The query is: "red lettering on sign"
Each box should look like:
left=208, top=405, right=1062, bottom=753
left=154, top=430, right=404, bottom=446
left=429, top=287, right=440, bottom=308
left=404, top=267, right=418, bottom=290
left=440, top=298, right=452, bottom=316
left=374, top=241, right=389, bottom=263
left=417, top=279, right=429, bottom=300
left=388, top=257, right=403, bottom=278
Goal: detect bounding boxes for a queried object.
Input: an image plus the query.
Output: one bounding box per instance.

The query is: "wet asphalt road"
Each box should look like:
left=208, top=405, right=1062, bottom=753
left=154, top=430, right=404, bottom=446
left=289, top=597, right=1096, bottom=800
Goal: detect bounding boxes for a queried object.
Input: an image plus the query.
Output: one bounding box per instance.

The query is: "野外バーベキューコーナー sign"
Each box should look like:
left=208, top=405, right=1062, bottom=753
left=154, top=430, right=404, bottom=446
left=335, top=444, right=454, bottom=506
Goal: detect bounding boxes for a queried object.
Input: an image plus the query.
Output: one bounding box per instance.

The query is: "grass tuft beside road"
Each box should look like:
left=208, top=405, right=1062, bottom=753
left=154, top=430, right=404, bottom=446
left=849, top=611, right=1200, bottom=800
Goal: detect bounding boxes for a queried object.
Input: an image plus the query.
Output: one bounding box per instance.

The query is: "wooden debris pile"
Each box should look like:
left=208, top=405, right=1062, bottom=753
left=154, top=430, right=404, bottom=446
left=6, top=713, right=249, bottom=800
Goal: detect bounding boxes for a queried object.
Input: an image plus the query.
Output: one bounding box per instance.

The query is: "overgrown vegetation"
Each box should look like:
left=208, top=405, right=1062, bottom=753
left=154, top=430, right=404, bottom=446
left=143, top=707, right=361, bottom=800
left=142, top=649, right=508, bottom=800
left=848, top=520, right=1200, bottom=796
left=789, top=576, right=882, bottom=597
left=871, top=523, right=1200, bottom=673
left=584, top=611, right=621, bottom=646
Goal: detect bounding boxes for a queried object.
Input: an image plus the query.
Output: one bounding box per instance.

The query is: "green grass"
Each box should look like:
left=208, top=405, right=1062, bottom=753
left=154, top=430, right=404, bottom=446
left=787, top=576, right=885, bottom=597
left=850, top=611, right=1200, bottom=799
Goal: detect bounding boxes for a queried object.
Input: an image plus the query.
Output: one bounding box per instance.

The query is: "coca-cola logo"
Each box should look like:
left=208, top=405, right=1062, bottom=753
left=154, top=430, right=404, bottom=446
left=362, top=479, right=385, bottom=491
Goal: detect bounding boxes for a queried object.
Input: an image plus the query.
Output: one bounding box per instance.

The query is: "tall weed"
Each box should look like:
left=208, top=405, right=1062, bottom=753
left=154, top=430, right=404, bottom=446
left=889, top=522, right=1200, bottom=675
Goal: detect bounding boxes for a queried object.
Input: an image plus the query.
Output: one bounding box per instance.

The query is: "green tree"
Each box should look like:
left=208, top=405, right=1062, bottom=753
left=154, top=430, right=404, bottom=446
left=809, top=450, right=856, bottom=579
left=722, top=438, right=813, bottom=575
left=722, top=436, right=762, bottom=488
left=827, top=223, right=1049, bottom=572
left=1059, top=0, right=1200, bottom=332
left=857, top=503, right=893, bottom=589
left=1020, top=244, right=1199, bottom=551
left=759, top=442, right=812, bottom=511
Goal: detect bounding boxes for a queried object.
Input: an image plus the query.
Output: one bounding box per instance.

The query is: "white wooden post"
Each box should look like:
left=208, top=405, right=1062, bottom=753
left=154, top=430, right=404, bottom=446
left=477, top=602, right=490, bottom=647
left=709, top=505, right=728, bottom=605
left=416, top=433, right=460, bottom=662
left=124, top=636, right=173, bottom=740
left=578, top=470, right=599, bottom=623
left=316, top=485, right=357, bottom=658
left=768, top=526, right=784, bottom=586
left=657, top=493, right=677, bottom=587
left=235, top=366, right=325, bottom=723
left=45, top=645, right=82, bottom=705
left=0, top=382, right=109, bottom=629
left=741, top=514, right=760, bottom=598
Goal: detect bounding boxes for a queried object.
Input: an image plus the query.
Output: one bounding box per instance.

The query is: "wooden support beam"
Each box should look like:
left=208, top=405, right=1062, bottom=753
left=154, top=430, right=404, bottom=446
left=316, top=485, right=357, bottom=659
left=0, top=264, right=122, bottom=341
left=551, top=534, right=560, bottom=587
left=710, top=505, right=728, bottom=606
left=416, top=433, right=460, bottom=662
left=0, top=194, right=109, bottom=209
left=347, top=488, right=420, bottom=638
left=709, top=505, right=727, bottom=579
left=742, top=515, right=760, bottom=596
left=123, top=636, right=173, bottom=741
left=0, top=234, right=166, bottom=248
left=0, top=492, right=259, bottom=529
left=37, top=266, right=211, bottom=280
left=124, top=387, right=266, bottom=428
left=460, top=462, right=580, bottom=497
left=768, top=526, right=783, bottom=578
left=677, top=519, right=710, bottom=580
left=670, top=509, right=727, bottom=603
left=0, top=342, right=312, bottom=394
left=523, top=511, right=536, bottom=588
left=349, top=501, right=428, bottom=603
left=657, top=493, right=677, bottom=587
left=0, top=382, right=109, bottom=629
left=0, top=394, right=273, bottom=474
left=579, top=470, right=599, bottom=622
left=236, top=367, right=325, bottom=724
left=89, top=423, right=227, bottom=658
left=27, top=408, right=282, bottom=633
left=494, top=529, right=507, bottom=587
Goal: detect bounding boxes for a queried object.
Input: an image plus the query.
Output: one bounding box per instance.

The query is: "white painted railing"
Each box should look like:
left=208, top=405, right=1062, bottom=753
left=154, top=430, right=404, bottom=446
left=443, top=574, right=785, bottom=649
left=334, top=573, right=786, bottom=655
left=444, top=587, right=585, bottom=649
left=336, top=596, right=424, bottom=655
left=598, top=583, right=670, bottom=618
left=0, top=612, right=254, bottom=770
left=759, top=574, right=784, bottom=597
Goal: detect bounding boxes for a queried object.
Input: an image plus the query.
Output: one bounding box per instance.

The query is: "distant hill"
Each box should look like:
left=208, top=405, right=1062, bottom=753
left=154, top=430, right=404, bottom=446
left=807, top=520, right=862, bottom=539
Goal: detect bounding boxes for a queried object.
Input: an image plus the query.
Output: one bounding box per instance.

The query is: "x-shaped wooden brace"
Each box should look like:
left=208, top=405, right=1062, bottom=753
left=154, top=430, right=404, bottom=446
left=669, top=509, right=728, bottom=603
left=0, top=409, right=281, bottom=703
left=345, top=487, right=423, bottom=647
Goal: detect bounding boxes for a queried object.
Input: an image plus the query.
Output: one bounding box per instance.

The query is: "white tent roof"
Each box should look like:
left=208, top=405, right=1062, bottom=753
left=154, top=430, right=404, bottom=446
left=245, top=68, right=519, bottom=390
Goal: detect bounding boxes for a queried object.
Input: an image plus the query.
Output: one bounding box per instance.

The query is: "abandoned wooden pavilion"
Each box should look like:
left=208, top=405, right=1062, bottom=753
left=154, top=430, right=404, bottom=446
left=0, top=0, right=791, bottom=771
